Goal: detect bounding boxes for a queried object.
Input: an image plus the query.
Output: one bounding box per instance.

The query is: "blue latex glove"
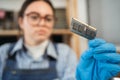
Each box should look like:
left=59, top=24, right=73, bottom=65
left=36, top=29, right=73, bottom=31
left=76, top=38, right=120, bottom=80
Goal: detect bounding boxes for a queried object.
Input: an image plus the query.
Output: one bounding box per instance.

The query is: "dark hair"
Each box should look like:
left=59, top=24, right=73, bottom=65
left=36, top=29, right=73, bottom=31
left=18, top=0, right=55, bottom=18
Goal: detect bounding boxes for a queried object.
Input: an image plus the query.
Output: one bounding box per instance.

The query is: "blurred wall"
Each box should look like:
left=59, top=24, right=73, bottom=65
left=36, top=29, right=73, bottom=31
left=0, top=0, right=66, bottom=11
left=77, top=0, right=120, bottom=55
left=88, top=0, right=120, bottom=47
left=77, top=0, right=88, bottom=54
left=0, top=0, right=25, bottom=11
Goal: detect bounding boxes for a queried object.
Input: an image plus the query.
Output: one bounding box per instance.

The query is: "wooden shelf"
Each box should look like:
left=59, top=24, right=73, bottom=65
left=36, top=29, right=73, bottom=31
left=0, top=30, right=20, bottom=36
left=53, top=29, right=72, bottom=35
left=0, top=29, right=72, bottom=36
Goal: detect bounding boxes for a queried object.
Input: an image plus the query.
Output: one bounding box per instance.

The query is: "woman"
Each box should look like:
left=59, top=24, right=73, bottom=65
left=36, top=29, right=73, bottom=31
left=0, top=0, right=77, bottom=80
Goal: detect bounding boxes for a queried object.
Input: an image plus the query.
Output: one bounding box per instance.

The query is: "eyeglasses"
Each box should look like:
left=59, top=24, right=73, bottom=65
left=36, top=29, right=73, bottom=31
left=25, top=12, right=55, bottom=26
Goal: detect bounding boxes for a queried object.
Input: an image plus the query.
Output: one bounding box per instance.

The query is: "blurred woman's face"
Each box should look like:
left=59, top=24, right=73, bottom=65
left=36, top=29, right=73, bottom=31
left=19, top=1, right=55, bottom=45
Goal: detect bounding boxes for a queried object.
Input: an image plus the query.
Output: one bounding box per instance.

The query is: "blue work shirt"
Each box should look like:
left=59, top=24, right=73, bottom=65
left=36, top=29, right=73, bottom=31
left=0, top=38, right=77, bottom=80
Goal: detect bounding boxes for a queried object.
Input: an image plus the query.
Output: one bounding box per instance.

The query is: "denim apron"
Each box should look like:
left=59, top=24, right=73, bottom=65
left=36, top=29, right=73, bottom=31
left=2, top=43, right=58, bottom=80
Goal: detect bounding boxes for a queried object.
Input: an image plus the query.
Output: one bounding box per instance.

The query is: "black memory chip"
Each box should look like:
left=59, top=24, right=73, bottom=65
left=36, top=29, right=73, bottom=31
left=71, top=18, right=97, bottom=40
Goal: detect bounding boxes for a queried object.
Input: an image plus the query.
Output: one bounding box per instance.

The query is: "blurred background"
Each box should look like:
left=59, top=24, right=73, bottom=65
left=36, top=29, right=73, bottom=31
left=0, top=0, right=120, bottom=58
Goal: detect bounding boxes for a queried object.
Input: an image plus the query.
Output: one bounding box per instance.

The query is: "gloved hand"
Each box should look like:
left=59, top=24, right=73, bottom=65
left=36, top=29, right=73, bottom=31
left=76, top=38, right=120, bottom=80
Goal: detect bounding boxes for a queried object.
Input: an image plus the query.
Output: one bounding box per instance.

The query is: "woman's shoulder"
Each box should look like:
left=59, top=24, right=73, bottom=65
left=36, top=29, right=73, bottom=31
left=56, top=43, right=71, bottom=51
left=55, top=43, right=76, bottom=56
left=0, top=43, right=12, bottom=50
left=0, top=43, right=12, bottom=56
left=57, top=43, right=70, bottom=49
left=55, top=43, right=77, bottom=65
